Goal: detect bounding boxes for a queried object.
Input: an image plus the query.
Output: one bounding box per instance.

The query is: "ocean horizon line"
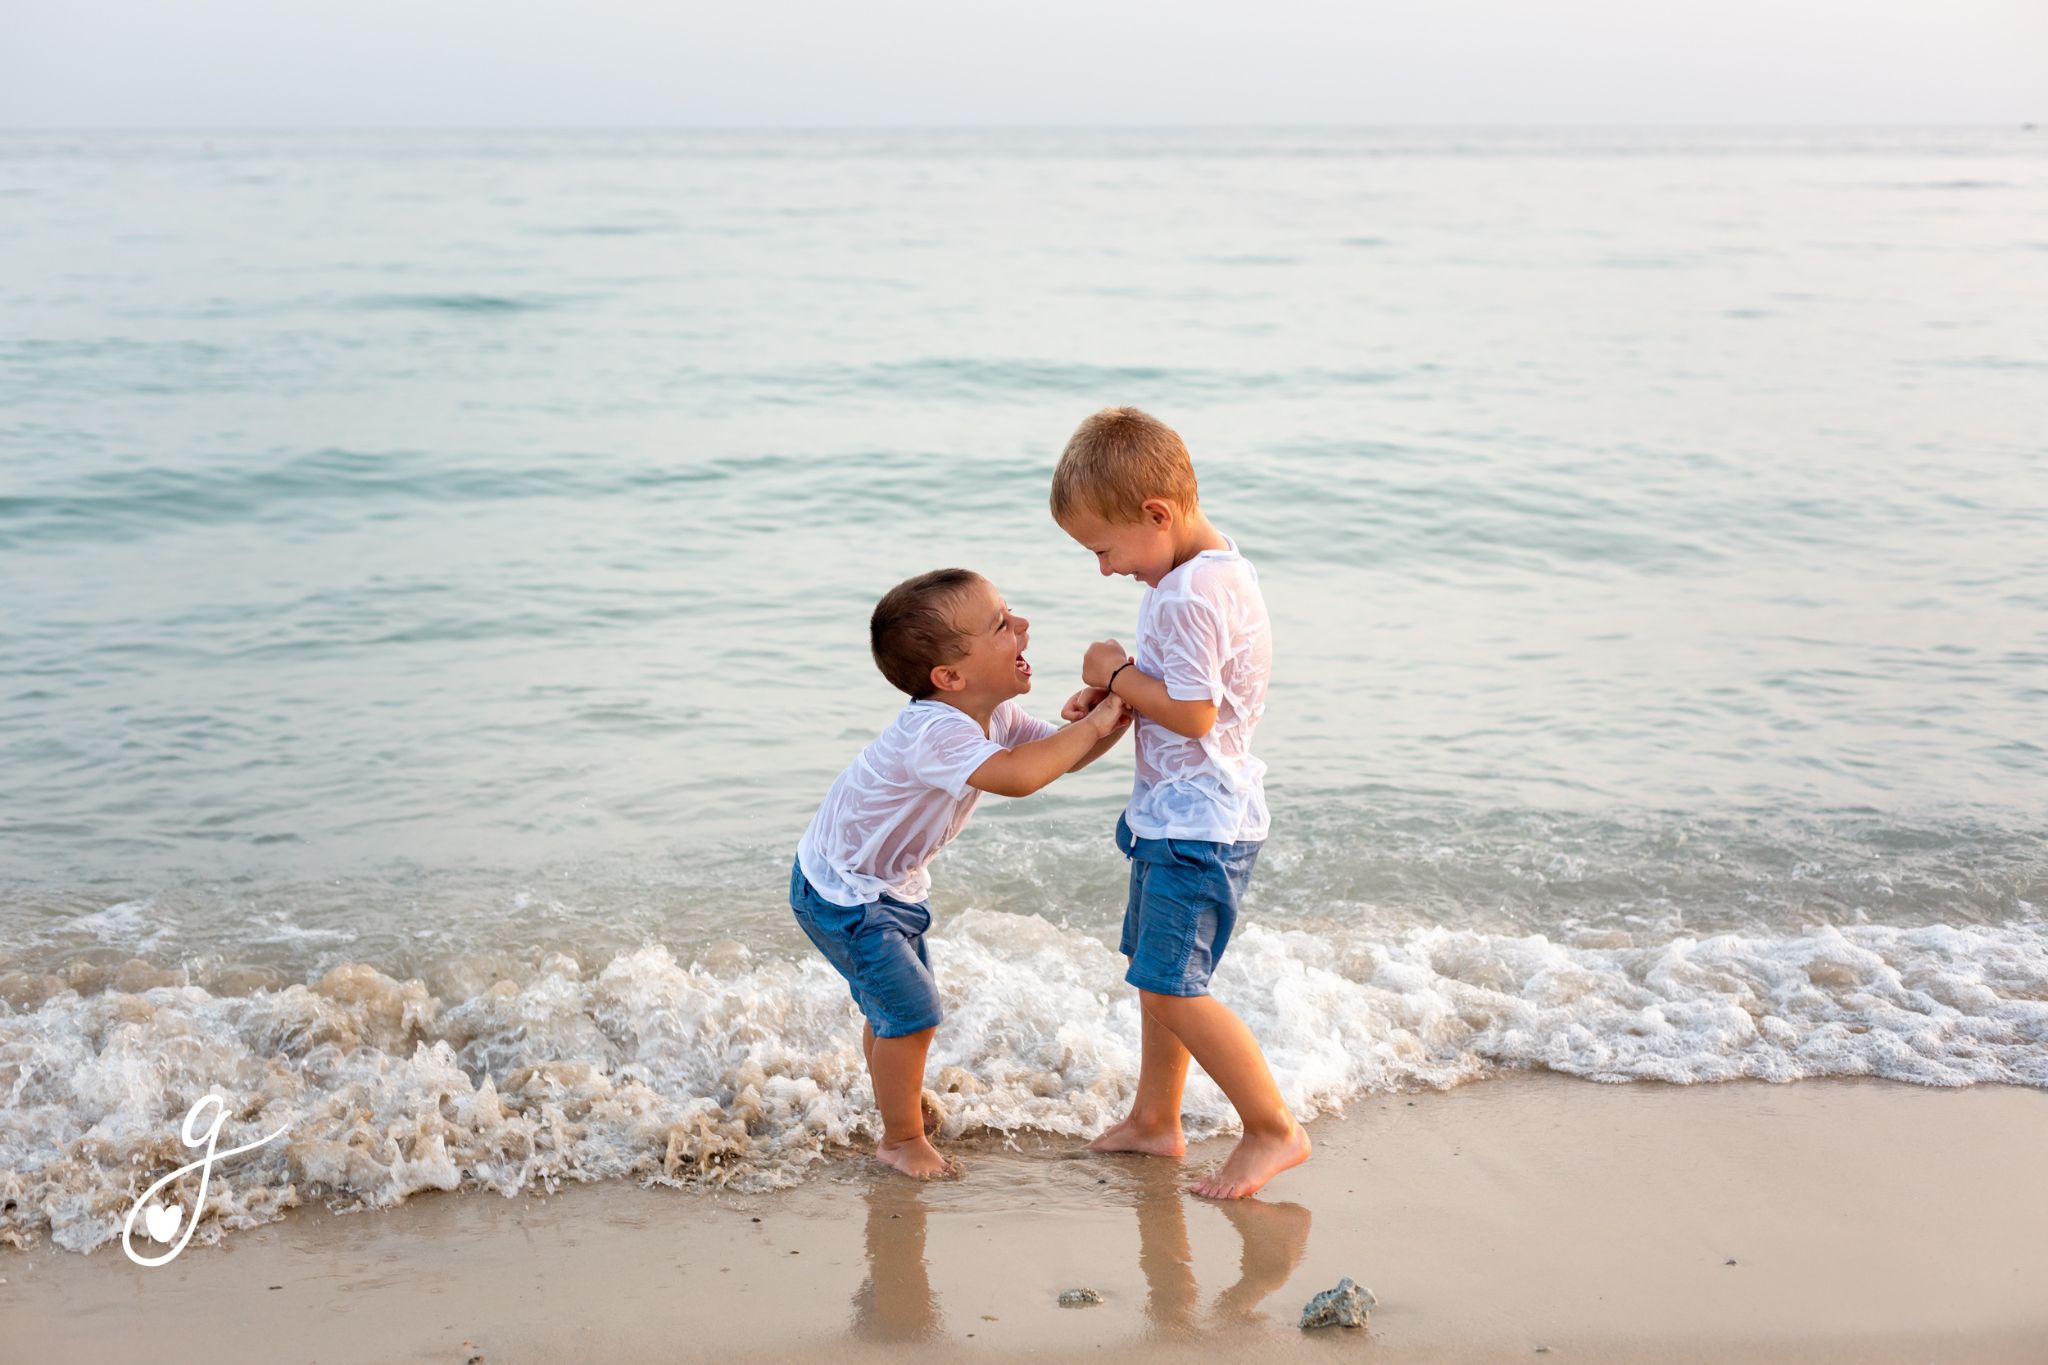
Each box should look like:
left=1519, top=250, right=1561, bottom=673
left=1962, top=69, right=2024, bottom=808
left=2, top=119, right=2039, bottom=135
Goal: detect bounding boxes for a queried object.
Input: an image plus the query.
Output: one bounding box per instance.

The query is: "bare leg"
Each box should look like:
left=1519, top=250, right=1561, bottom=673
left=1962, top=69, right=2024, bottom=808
left=1138, top=991, right=1311, bottom=1199
left=868, top=1027, right=952, bottom=1179
left=867, top=1022, right=943, bottom=1139
left=1091, top=991, right=1192, bottom=1156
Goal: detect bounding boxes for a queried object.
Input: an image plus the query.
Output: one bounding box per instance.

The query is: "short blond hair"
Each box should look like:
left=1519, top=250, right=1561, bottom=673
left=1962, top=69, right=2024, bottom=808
left=1050, top=407, right=1199, bottom=525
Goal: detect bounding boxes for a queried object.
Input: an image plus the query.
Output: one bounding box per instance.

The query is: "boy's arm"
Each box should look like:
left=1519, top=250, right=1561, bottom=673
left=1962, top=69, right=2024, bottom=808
left=1083, top=640, right=1218, bottom=740
left=968, top=695, right=1127, bottom=797
left=1068, top=723, right=1131, bottom=772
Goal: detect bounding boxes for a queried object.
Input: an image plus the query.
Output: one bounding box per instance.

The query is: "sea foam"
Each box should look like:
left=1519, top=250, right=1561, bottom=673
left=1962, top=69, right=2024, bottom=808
left=2, top=909, right=2044, bottom=1253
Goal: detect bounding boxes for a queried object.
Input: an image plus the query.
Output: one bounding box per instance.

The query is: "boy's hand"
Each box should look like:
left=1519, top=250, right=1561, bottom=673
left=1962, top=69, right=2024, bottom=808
left=1082, top=639, right=1129, bottom=689
left=1085, top=692, right=1129, bottom=737
left=1061, top=686, right=1107, bottom=723
left=1065, top=686, right=1133, bottom=729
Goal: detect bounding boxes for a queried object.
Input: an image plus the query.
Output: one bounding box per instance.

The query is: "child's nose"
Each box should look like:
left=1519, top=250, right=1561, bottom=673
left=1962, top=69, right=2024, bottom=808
left=1098, top=561, right=1114, bottom=577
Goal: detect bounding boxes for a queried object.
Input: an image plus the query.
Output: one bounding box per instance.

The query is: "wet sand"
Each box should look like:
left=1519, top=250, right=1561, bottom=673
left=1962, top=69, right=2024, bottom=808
left=6, top=1073, right=2046, bottom=1363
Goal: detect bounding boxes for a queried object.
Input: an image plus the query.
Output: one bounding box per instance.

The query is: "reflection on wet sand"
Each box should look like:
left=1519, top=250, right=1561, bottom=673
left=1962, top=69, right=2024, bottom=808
left=1130, top=1158, right=1313, bottom=1339
left=850, top=1158, right=1311, bottom=1344
left=851, top=1181, right=943, bottom=1343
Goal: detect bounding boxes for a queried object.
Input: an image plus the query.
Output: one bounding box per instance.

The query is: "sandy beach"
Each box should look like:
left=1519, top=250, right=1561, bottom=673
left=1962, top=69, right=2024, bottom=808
left=6, top=1073, right=2044, bottom=1363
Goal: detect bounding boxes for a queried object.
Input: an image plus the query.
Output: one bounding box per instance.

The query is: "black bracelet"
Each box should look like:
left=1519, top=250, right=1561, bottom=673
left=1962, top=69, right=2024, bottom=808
left=1107, top=658, right=1136, bottom=695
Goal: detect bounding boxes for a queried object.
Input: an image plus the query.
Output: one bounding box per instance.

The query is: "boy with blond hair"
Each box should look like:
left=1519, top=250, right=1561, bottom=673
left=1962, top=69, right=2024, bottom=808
left=794, top=568, right=1128, bottom=1179
left=1051, top=407, right=1311, bottom=1199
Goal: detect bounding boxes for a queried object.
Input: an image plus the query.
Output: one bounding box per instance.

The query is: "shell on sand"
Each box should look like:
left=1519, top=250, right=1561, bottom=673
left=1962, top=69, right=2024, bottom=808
left=1299, top=1277, right=1375, bottom=1329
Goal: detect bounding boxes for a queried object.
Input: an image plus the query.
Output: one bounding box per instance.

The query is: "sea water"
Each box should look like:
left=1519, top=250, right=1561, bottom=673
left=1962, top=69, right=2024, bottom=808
left=1, top=128, right=2043, bottom=1252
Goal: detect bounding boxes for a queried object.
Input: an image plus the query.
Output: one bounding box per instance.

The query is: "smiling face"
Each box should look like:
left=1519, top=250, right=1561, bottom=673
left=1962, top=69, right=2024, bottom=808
left=1056, top=502, right=1180, bottom=587
left=932, top=578, right=1033, bottom=702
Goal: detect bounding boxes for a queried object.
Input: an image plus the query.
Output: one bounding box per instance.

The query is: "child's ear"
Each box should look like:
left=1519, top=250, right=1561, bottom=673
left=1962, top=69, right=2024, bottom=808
left=1141, top=498, right=1176, bottom=529
left=929, top=664, right=966, bottom=694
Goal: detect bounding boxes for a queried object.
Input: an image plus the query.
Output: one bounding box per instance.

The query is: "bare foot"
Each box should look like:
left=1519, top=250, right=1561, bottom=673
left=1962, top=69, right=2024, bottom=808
left=1189, top=1123, right=1311, bottom=1200
left=1088, top=1115, right=1187, bottom=1158
left=876, top=1135, right=958, bottom=1180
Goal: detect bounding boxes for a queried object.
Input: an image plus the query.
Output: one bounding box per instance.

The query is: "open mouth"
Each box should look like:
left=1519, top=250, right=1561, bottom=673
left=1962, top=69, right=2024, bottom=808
left=1015, top=653, right=1031, bottom=678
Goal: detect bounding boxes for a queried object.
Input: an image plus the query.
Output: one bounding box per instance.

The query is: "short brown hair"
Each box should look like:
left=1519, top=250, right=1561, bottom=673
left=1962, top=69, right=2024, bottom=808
left=871, top=568, right=984, bottom=699
left=1050, top=407, right=1200, bottom=525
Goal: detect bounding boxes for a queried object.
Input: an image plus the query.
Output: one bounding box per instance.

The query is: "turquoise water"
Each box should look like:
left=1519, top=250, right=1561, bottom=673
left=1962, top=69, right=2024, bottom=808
left=1, top=129, right=2044, bottom=1251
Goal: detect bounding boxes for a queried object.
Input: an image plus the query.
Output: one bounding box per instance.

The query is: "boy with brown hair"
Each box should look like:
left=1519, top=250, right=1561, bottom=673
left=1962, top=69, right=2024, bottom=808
left=1051, top=407, right=1312, bottom=1199
left=793, top=568, right=1128, bottom=1179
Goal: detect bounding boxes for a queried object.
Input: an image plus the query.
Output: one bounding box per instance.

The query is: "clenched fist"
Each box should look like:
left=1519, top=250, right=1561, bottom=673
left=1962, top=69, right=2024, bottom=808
left=1082, top=639, right=1130, bottom=689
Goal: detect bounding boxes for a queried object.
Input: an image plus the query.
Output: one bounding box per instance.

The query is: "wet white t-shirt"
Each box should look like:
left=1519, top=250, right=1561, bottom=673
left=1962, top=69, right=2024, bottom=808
left=798, top=697, right=1060, bottom=907
left=1126, top=537, right=1272, bottom=844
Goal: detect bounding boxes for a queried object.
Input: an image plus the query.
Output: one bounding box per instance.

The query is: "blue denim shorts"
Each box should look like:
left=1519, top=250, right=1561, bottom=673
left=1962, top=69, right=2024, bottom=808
left=789, top=858, right=942, bottom=1039
left=1115, top=814, right=1263, bottom=997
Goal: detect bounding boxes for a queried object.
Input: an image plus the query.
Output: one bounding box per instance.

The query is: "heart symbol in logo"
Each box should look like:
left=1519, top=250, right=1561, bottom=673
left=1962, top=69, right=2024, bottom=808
left=143, top=1201, right=183, bottom=1243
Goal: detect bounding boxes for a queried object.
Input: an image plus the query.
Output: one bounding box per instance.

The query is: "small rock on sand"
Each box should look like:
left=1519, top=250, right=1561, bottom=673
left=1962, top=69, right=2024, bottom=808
left=1300, top=1277, right=1376, bottom=1330
left=1058, top=1289, right=1104, bottom=1307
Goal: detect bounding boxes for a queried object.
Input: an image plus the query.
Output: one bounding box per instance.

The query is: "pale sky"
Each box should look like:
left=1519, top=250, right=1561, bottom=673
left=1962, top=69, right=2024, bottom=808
left=3, top=0, right=2044, bottom=128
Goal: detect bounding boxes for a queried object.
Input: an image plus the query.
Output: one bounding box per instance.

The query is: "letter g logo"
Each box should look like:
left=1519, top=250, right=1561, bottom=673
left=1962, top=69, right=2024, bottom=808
left=121, top=1095, right=292, bottom=1268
